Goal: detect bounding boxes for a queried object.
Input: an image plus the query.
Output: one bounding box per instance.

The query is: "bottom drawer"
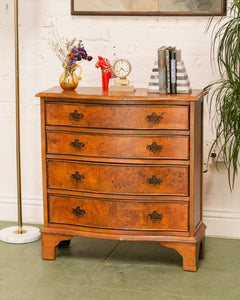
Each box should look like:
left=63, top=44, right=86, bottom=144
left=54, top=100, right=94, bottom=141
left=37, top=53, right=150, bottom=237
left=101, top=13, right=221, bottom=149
left=48, top=195, right=189, bottom=232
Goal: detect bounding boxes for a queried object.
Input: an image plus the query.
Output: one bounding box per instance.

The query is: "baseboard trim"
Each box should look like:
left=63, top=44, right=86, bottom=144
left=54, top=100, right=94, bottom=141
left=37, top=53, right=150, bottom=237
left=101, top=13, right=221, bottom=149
left=203, top=209, right=240, bottom=239
left=0, top=196, right=43, bottom=224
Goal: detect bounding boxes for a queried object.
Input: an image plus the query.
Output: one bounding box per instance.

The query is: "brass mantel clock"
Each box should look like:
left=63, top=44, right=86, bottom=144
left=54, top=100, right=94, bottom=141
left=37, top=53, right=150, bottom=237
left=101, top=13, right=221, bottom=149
left=109, top=59, right=135, bottom=92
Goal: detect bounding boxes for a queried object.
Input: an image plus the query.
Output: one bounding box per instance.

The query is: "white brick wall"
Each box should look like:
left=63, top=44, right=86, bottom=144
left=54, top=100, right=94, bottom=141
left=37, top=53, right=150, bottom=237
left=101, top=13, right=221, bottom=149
left=0, top=0, right=239, bottom=238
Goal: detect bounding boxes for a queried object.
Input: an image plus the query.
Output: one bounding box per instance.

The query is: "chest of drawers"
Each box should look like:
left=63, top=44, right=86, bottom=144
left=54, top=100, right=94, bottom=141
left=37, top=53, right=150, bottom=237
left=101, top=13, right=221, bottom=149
left=36, top=87, right=206, bottom=271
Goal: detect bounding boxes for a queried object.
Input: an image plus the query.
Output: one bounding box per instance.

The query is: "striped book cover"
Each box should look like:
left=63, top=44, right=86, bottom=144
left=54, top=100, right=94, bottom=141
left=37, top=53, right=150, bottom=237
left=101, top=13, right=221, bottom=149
left=147, top=60, right=159, bottom=93
left=176, top=61, right=192, bottom=94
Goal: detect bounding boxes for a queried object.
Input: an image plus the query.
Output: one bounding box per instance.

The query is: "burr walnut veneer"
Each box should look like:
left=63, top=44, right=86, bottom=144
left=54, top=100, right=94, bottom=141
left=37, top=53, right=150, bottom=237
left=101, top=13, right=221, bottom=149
left=36, top=87, right=206, bottom=271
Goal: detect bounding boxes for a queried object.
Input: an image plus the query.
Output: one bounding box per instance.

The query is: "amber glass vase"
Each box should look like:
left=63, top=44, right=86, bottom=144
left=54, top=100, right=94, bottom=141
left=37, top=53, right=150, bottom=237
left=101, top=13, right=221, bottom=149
left=59, top=65, right=82, bottom=90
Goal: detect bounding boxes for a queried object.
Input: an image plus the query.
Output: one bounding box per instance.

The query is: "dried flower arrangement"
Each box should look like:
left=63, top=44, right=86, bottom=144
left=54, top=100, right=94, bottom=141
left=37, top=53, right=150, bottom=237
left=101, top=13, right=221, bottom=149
left=49, top=31, right=93, bottom=72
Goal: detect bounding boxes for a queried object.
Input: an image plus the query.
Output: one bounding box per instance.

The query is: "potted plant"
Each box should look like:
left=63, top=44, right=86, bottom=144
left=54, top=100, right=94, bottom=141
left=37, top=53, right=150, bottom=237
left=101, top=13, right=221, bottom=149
left=204, top=0, right=240, bottom=190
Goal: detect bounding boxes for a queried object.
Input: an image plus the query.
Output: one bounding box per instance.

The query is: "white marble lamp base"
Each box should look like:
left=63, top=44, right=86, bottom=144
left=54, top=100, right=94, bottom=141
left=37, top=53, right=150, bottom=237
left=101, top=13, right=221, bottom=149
left=0, top=226, right=41, bottom=244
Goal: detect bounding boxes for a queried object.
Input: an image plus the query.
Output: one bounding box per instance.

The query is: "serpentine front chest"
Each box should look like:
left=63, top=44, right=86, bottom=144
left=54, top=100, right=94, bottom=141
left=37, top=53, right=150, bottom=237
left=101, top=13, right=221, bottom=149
left=37, top=87, right=206, bottom=271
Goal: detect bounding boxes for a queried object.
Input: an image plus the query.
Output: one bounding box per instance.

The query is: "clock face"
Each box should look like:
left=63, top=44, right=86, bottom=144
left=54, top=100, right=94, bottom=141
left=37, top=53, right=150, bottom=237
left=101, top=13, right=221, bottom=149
left=113, top=59, right=131, bottom=79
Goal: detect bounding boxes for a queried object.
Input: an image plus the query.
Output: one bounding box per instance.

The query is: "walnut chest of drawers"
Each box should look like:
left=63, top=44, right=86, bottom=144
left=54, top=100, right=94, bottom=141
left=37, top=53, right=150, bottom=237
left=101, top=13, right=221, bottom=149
left=37, top=87, right=206, bottom=271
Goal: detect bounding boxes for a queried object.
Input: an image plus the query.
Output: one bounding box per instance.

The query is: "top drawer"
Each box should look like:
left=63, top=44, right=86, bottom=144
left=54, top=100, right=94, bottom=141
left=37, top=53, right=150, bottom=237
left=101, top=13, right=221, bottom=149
left=45, top=103, right=189, bottom=130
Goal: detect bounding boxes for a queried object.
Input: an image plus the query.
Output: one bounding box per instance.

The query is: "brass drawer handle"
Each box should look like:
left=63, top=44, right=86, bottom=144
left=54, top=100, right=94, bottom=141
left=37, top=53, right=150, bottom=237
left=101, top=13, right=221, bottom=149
left=70, top=171, right=85, bottom=182
left=148, top=211, right=163, bottom=223
left=147, top=142, right=163, bottom=153
left=146, top=112, right=163, bottom=123
left=147, top=175, right=163, bottom=186
left=70, top=139, right=85, bottom=150
left=72, top=206, right=86, bottom=217
left=69, top=110, right=84, bottom=121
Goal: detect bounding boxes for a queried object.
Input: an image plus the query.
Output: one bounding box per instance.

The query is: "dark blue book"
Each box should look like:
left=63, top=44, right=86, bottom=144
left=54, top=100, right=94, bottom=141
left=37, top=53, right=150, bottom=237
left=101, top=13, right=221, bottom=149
left=170, top=50, right=177, bottom=94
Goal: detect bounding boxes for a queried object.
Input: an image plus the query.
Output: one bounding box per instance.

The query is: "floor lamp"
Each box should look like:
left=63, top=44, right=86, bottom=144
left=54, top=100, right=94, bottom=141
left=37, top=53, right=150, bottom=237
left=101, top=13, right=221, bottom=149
left=0, top=0, right=41, bottom=243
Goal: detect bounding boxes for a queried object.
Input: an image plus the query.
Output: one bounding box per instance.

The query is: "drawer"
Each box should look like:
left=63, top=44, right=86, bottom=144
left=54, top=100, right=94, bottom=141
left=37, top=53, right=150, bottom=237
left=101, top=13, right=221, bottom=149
left=47, top=132, right=189, bottom=160
left=45, top=103, right=189, bottom=130
left=47, top=160, right=189, bottom=196
left=48, top=195, right=189, bottom=232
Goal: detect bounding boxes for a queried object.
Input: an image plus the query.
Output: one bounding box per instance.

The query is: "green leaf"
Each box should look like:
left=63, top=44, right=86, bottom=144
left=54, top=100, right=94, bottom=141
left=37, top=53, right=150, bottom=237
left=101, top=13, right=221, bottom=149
left=205, top=1, right=240, bottom=190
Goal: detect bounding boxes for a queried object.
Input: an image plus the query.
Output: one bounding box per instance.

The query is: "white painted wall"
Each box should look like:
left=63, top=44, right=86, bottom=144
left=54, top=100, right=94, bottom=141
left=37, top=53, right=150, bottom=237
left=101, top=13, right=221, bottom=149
left=0, top=0, right=239, bottom=238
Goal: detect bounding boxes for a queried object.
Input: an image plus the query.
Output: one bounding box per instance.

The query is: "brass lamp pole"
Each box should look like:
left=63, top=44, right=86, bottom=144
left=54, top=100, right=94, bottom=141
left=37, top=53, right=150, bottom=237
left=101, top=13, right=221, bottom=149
left=0, top=0, right=41, bottom=243
left=14, top=0, right=23, bottom=234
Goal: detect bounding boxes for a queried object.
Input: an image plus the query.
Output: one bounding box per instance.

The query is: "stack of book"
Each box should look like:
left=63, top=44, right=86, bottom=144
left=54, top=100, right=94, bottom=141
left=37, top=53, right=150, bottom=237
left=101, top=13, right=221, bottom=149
left=148, top=46, right=192, bottom=94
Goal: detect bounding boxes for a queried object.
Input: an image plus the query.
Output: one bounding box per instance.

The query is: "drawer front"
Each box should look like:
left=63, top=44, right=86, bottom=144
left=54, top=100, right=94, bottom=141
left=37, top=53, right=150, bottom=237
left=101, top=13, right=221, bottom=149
left=48, top=195, right=189, bottom=232
left=47, top=161, right=189, bottom=196
left=45, top=103, right=189, bottom=130
left=47, top=132, right=189, bottom=160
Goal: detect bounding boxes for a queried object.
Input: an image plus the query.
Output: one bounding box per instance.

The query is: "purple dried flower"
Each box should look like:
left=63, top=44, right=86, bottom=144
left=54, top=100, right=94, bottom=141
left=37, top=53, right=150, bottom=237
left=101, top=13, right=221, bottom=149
left=66, top=40, right=92, bottom=67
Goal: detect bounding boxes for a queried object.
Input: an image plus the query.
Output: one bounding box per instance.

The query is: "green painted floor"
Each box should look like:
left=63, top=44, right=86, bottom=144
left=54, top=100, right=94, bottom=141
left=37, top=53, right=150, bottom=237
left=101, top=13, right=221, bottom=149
left=0, top=222, right=239, bottom=300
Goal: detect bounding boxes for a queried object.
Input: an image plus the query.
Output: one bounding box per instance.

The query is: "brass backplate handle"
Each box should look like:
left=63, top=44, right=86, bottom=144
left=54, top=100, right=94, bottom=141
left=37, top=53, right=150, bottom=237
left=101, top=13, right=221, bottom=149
left=148, top=211, right=163, bottom=223
left=70, top=171, right=85, bottom=182
left=70, top=139, right=85, bottom=150
left=146, top=112, right=163, bottom=123
left=72, top=206, right=86, bottom=217
left=69, top=110, right=84, bottom=121
left=147, top=142, right=163, bottom=153
left=147, top=175, right=163, bottom=186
